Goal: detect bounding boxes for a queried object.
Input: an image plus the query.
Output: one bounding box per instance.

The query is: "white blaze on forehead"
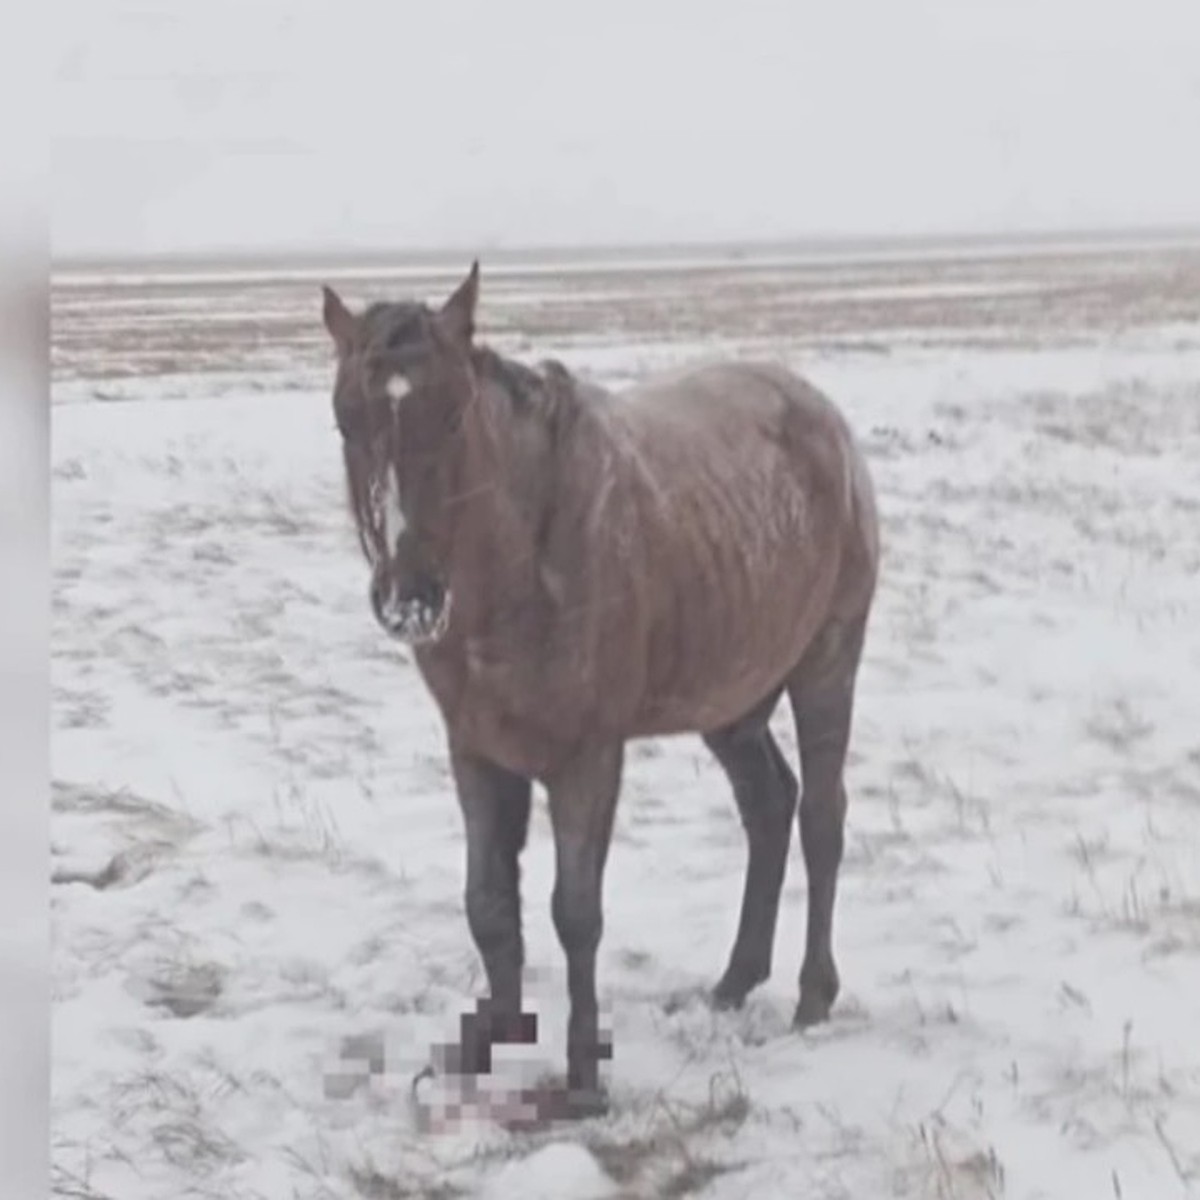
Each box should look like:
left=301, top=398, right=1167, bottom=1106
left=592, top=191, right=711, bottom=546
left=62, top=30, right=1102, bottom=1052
left=378, top=374, right=409, bottom=552
left=386, top=373, right=412, bottom=408
left=382, top=463, right=405, bottom=547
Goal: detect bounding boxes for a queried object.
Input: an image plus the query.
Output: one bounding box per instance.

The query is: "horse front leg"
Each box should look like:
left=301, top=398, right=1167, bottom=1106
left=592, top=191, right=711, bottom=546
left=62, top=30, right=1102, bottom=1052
left=544, top=741, right=623, bottom=1117
left=448, top=747, right=535, bottom=1075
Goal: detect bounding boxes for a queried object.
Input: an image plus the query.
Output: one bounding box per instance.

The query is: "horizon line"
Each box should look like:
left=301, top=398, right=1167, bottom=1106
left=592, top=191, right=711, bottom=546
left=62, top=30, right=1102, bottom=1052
left=51, top=221, right=1200, bottom=274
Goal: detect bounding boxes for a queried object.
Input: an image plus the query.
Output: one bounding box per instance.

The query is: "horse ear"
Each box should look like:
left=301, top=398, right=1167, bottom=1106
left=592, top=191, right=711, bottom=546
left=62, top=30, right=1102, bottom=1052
left=321, top=285, right=355, bottom=353
left=436, top=260, right=480, bottom=345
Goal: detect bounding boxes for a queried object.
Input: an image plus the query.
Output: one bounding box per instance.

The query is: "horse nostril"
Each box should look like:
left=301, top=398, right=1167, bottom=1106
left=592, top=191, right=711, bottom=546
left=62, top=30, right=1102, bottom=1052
left=415, top=575, right=446, bottom=611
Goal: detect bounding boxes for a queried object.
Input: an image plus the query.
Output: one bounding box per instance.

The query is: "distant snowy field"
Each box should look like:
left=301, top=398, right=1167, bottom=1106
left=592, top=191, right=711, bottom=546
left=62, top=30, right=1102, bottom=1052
left=52, top=242, right=1200, bottom=1198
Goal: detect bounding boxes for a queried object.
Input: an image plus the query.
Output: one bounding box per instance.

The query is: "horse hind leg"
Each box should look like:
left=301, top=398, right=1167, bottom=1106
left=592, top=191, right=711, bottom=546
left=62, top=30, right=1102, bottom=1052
left=786, top=611, right=870, bottom=1028
left=705, top=689, right=799, bottom=1010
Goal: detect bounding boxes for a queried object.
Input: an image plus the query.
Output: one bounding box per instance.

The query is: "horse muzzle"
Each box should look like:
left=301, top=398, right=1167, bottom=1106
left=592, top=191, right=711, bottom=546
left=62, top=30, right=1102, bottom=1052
left=370, top=569, right=453, bottom=645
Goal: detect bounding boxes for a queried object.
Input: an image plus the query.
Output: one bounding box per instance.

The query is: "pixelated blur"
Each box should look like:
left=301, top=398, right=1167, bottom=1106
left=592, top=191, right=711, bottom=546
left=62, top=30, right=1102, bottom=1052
left=318, top=997, right=615, bottom=1133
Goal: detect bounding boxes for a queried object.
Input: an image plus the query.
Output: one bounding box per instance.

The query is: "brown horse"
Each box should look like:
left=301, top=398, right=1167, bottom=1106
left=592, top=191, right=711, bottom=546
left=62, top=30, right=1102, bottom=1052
left=321, top=263, right=879, bottom=1119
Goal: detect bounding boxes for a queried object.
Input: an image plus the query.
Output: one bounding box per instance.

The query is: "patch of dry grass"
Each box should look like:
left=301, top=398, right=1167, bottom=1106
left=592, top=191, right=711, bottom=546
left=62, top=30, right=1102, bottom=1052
left=585, top=1068, right=751, bottom=1195
left=901, top=1117, right=1007, bottom=1200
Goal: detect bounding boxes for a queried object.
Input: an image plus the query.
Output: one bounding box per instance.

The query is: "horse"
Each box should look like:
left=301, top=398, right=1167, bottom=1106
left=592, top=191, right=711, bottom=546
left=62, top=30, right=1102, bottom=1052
left=321, top=262, right=880, bottom=1120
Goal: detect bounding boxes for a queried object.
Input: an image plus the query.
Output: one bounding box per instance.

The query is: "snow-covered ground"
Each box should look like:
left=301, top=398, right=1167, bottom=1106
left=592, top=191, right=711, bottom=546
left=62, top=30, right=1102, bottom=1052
left=52, top=244, right=1200, bottom=1198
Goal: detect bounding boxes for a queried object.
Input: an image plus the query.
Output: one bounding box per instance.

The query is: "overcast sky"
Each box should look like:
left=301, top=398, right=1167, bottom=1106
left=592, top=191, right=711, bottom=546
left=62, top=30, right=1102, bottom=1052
left=54, top=0, right=1200, bottom=260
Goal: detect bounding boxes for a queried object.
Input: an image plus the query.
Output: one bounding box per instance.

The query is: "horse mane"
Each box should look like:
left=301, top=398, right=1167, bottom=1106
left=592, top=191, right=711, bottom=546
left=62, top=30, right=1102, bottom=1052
left=473, top=346, right=544, bottom=410
left=472, top=346, right=599, bottom=449
left=465, top=348, right=606, bottom=571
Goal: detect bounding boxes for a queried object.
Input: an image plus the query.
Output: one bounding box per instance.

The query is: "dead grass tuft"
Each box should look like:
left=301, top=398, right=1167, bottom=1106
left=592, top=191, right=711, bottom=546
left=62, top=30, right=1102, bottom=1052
left=1085, top=698, right=1155, bottom=754
left=51, top=1162, right=119, bottom=1200
left=52, top=854, right=127, bottom=891
left=143, top=959, right=226, bottom=1018
left=587, top=1069, right=750, bottom=1193
left=905, top=1117, right=1006, bottom=1200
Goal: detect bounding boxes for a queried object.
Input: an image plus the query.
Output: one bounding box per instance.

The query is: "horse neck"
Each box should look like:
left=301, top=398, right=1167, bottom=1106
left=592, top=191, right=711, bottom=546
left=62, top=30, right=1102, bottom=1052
left=443, top=366, right=548, bottom=627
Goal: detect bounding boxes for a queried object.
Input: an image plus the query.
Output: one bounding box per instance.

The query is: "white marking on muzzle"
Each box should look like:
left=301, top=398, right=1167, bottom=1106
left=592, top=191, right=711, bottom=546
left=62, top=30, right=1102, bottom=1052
left=377, top=588, right=453, bottom=645
left=381, top=463, right=405, bottom=549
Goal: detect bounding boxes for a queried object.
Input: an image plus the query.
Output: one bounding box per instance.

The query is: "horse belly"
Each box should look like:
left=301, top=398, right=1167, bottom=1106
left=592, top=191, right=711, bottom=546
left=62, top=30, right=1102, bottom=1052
left=634, top=538, right=835, bottom=737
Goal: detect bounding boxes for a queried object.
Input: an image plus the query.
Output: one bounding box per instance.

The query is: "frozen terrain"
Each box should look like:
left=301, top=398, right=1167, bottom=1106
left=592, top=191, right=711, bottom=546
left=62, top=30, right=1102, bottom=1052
left=52, top=241, right=1200, bottom=1198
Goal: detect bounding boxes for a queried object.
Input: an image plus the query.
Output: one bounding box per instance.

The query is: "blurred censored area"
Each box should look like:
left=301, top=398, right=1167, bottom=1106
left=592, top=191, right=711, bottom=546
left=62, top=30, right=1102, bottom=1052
left=0, top=18, right=49, bottom=1196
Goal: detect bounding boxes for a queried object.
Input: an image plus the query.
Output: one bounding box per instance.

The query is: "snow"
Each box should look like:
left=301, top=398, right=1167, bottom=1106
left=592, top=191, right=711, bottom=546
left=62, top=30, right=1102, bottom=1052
left=481, top=1143, right=616, bottom=1200
left=51, top=245, right=1200, bottom=1198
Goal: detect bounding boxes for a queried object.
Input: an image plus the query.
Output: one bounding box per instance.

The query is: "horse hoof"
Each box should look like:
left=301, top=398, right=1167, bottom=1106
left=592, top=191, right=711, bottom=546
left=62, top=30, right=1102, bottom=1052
left=792, top=991, right=834, bottom=1029
left=710, top=964, right=767, bottom=1012
left=486, top=1081, right=609, bottom=1132
left=570, top=1085, right=610, bottom=1120
left=543, top=1083, right=610, bottom=1122
left=709, top=981, right=748, bottom=1012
